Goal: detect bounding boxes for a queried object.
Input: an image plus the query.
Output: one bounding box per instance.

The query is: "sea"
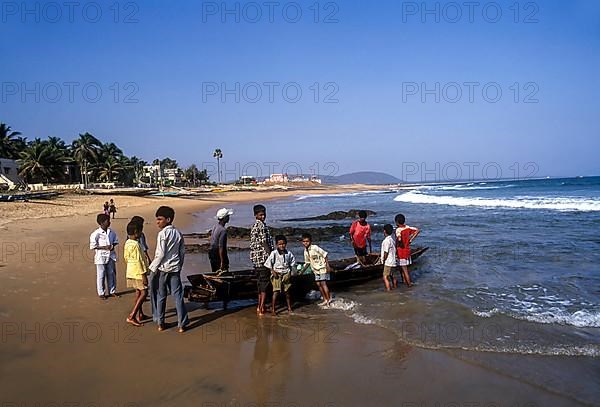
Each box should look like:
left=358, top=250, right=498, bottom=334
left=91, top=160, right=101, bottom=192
left=187, top=176, right=600, bottom=404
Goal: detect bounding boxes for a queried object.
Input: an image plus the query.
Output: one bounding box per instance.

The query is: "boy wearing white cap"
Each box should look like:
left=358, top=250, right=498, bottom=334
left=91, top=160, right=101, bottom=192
left=209, top=208, right=233, bottom=272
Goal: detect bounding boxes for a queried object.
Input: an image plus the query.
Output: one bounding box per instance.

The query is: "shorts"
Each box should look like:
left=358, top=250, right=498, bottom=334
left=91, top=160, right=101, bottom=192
left=353, top=246, right=368, bottom=257
left=255, top=266, right=271, bottom=292
left=314, top=273, right=330, bottom=282
left=383, top=265, right=396, bottom=277
left=271, top=272, right=291, bottom=292
left=127, top=278, right=147, bottom=290
left=397, top=258, right=412, bottom=266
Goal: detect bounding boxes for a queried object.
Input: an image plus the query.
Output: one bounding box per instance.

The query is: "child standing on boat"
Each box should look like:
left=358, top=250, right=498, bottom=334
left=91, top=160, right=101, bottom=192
left=395, top=214, right=420, bottom=287
left=265, top=235, right=296, bottom=316
left=349, top=210, right=372, bottom=266
left=300, top=233, right=332, bottom=306
left=381, top=224, right=398, bottom=291
left=250, top=204, right=274, bottom=316
left=124, top=222, right=149, bottom=327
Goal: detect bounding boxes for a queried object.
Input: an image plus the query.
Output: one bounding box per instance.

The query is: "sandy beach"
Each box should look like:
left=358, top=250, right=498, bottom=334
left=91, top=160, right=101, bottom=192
left=0, top=187, right=582, bottom=406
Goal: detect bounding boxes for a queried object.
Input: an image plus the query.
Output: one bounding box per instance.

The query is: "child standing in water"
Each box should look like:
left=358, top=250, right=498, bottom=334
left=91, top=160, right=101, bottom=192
left=349, top=210, right=372, bottom=265
left=381, top=224, right=398, bottom=291
left=395, top=214, right=420, bottom=287
left=300, top=233, right=332, bottom=306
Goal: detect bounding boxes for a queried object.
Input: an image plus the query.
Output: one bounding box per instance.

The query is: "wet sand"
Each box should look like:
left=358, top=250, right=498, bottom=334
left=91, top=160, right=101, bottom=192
left=0, top=188, right=582, bottom=406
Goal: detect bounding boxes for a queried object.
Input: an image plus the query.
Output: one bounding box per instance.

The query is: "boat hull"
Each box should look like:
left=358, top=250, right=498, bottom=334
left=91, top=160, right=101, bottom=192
left=185, top=247, right=428, bottom=305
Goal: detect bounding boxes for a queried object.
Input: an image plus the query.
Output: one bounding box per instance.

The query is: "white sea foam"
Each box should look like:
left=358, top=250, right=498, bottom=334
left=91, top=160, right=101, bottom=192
left=394, top=191, right=600, bottom=212
left=473, top=307, right=600, bottom=328
left=350, top=312, right=378, bottom=325
left=295, top=190, right=391, bottom=201
left=327, top=297, right=358, bottom=311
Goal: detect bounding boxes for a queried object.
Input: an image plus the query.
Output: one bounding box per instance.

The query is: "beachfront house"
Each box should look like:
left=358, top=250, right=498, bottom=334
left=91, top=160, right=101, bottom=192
left=269, top=173, right=289, bottom=183
left=142, top=164, right=162, bottom=186
left=0, top=158, right=21, bottom=190
left=163, top=168, right=184, bottom=186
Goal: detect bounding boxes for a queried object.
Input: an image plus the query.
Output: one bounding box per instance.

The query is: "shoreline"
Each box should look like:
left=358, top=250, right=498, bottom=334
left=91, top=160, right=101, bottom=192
left=0, top=185, right=586, bottom=406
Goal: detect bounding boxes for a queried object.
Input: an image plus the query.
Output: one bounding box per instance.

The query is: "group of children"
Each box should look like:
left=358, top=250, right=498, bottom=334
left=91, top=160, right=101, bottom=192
left=349, top=210, right=420, bottom=290
left=102, top=198, right=117, bottom=219
left=90, top=206, right=189, bottom=332
left=249, top=204, right=332, bottom=316
left=90, top=202, right=420, bottom=328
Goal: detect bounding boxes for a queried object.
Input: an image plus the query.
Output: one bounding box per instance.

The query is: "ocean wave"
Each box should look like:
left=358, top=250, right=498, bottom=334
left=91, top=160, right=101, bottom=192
left=394, top=191, right=600, bottom=212
left=295, top=190, right=392, bottom=201
left=474, top=307, right=600, bottom=328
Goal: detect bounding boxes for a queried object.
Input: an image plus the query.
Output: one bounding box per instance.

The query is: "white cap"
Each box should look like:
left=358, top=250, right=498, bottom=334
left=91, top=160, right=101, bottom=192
left=216, top=208, right=234, bottom=220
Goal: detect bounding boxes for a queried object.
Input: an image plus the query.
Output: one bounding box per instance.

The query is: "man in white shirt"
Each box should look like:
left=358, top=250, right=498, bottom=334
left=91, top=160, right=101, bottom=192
left=89, top=213, right=119, bottom=299
left=381, top=224, right=398, bottom=291
left=149, top=206, right=189, bottom=332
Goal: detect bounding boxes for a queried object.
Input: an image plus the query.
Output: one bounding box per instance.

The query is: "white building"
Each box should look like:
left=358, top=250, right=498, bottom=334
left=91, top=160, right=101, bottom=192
left=0, top=158, right=21, bottom=189
left=269, top=173, right=289, bottom=183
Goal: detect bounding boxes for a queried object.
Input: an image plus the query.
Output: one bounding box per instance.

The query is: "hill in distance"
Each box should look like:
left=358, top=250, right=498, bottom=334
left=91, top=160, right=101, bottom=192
left=323, top=171, right=403, bottom=185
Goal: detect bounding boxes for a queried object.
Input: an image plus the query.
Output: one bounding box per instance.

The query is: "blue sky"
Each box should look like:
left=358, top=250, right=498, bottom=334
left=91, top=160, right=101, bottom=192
left=2, top=0, right=599, bottom=182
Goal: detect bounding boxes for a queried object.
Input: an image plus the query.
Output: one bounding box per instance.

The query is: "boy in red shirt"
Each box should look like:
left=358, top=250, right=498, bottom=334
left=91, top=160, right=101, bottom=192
left=395, top=213, right=420, bottom=287
left=349, top=210, right=372, bottom=265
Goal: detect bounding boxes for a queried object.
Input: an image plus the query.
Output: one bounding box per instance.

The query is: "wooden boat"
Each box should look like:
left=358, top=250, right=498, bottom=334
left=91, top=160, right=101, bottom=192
left=0, top=191, right=62, bottom=202
left=185, top=247, right=428, bottom=306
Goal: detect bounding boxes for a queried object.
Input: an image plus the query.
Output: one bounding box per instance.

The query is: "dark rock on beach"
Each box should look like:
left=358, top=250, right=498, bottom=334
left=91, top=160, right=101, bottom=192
left=282, top=209, right=376, bottom=222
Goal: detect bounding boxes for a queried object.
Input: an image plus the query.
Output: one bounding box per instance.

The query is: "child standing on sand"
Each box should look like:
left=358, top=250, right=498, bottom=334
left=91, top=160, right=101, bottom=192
left=149, top=206, right=189, bottom=333
left=265, top=235, right=296, bottom=316
left=381, top=224, right=398, bottom=291
left=129, top=216, right=151, bottom=322
left=349, top=210, right=372, bottom=265
left=103, top=201, right=110, bottom=215
left=89, top=213, right=119, bottom=299
left=109, top=199, right=117, bottom=219
left=395, top=214, right=420, bottom=287
left=250, top=204, right=274, bottom=316
left=300, top=233, right=332, bottom=306
left=124, top=222, right=149, bottom=327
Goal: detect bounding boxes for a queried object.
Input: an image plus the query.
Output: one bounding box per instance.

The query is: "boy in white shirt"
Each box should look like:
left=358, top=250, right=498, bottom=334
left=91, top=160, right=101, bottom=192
left=264, top=235, right=296, bottom=316
left=381, top=224, right=398, bottom=291
left=89, top=213, right=119, bottom=299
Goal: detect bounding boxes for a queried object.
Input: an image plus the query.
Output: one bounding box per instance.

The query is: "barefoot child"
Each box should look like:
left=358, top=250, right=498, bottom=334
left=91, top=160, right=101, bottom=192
left=349, top=210, right=372, bottom=266
left=149, top=206, right=189, bottom=333
left=381, top=224, right=398, bottom=291
left=250, top=204, right=274, bottom=316
left=300, top=233, right=332, bottom=306
left=124, top=222, right=149, bottom=327
left=129, top=216, right=151, bottom=322
left=89, top=213, right=119, bottom=299
left=395, top=214, right=420, bottom=287
left=265, top=235, right=296, bottom=316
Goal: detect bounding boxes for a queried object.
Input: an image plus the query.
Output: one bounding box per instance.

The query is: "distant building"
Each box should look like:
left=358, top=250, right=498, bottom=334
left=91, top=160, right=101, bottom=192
left=239, top=175, right=256, bottom=185
left=310, top=175, right=322, bottom=184
left=0, top=158, right=21, bottom=189
left=269, top=173, right=289, bottom=183
left=142, top=165, right=162, bottom=186
left=163, top=168, right=184, bottom=185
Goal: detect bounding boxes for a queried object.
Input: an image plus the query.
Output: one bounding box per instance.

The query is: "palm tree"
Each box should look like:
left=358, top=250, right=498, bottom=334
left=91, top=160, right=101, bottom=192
left=18, top=139, right=65, bottom=184
left=213, top=148, right=223, bottom=184
left=71, top=132, right=101, bottom=187
left=0, top=123, right=24, bottom=159
left=98, top=156, right=125, bottom=182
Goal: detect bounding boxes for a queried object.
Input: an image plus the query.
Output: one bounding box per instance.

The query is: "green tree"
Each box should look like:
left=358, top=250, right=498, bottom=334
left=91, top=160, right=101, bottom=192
left=18, top=139, right=65, bottom=184
left=71, top=132, right=101, bottom=186
left=213, top=148, right=223, bottom=184
left=0, top=123, right=25, bottom=159
left=98, top=156, right=125, bottom=182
